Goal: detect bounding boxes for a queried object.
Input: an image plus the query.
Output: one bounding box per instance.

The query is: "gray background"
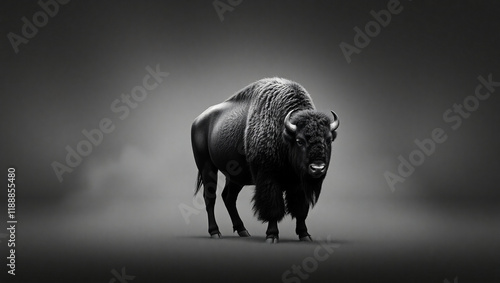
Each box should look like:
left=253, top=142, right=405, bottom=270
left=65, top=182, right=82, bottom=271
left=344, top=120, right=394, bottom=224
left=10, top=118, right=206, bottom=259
left=1, top=0, right=499, bottom=282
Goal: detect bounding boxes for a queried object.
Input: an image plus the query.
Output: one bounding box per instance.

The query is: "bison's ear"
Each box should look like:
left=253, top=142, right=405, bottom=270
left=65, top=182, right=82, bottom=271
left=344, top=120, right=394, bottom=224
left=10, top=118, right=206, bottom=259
left=331, top=131, right=337, bottom=142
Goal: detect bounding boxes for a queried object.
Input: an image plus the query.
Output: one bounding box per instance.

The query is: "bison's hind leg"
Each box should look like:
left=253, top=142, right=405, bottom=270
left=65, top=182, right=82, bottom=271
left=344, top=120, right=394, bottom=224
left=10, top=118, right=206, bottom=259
left=222, top=179, right=250, bottom=237
left=200, top=165, right=221, bottom=238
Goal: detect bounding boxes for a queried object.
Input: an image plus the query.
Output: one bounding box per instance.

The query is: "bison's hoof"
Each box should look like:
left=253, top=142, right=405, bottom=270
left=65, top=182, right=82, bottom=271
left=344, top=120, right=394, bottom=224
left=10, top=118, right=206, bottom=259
left=299, top=235, right=313, bottom=242
left=238, top=230, right=251, bottom=237
left=210, top=233, right=222, bottom=239
left=266, top=235, right=279, bottom=244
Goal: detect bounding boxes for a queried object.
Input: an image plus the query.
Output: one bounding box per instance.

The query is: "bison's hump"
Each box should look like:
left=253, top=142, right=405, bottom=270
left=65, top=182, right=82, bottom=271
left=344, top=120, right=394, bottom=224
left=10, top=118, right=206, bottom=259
left=242, top=77, right=316, bottom=168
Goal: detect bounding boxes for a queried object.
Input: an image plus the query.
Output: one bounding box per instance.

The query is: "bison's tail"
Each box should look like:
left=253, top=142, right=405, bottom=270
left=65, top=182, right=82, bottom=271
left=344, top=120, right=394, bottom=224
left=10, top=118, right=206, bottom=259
left=194, top=171, right=203, bottom=195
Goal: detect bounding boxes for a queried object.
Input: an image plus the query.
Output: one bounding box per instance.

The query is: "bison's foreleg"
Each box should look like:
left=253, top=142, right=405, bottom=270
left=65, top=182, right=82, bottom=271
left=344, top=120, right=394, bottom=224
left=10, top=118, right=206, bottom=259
left=265, top=220, right=279, bottom=244
left=286, top=191, right=313, bottom=241
left=252, top=175, right=286, bottom=243
left=296, top=217, right=312, bottom=241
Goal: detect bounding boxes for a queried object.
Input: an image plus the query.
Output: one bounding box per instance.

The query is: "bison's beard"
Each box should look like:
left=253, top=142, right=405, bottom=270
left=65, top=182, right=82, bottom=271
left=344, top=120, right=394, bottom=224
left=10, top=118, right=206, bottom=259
left=285, top=158, right=326, bottom=208
left=283, top=172, right=324, bottom=219
left=300, top=172, right=324, bottom=206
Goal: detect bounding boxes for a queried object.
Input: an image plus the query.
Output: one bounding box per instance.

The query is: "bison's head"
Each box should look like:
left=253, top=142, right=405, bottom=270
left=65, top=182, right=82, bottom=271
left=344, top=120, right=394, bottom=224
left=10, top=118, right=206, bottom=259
left=283, top=110, right=339, bottom=180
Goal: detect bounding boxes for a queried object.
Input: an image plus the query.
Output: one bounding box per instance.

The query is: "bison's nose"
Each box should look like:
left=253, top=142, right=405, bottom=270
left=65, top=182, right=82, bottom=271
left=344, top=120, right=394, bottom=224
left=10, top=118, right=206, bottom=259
left=309, top=162, right=326, bottom=177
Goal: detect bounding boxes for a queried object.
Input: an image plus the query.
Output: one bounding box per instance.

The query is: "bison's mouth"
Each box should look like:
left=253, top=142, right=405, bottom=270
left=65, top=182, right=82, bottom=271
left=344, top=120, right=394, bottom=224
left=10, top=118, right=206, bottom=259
left=308, top=162, right=326, bottom=178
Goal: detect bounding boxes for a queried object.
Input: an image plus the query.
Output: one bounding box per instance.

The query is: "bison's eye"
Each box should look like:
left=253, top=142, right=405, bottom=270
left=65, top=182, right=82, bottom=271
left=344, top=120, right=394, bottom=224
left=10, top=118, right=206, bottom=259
left=326, top=137, right=332, bottom=144
left=296, top=138, right=305, bottom=147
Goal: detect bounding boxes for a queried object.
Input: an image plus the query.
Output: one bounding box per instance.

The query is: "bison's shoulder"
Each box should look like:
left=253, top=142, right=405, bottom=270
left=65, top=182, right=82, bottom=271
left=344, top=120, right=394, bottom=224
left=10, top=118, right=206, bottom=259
left=243, top=78, right=316, bottom=169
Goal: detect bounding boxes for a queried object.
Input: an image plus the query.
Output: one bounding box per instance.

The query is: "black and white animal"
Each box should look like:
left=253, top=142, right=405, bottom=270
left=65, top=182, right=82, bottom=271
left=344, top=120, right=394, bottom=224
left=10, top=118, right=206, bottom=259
left=191, top=78, right=339, bottom=243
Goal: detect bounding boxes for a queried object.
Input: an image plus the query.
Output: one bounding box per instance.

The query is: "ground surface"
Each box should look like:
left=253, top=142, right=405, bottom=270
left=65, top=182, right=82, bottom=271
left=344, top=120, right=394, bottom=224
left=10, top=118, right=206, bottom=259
left=5, top=195, right=499, bottom=283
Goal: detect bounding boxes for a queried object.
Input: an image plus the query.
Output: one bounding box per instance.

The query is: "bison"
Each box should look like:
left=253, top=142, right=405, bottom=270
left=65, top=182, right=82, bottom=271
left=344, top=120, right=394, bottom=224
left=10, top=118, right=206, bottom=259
left=191, top=77, right=339, bottom=243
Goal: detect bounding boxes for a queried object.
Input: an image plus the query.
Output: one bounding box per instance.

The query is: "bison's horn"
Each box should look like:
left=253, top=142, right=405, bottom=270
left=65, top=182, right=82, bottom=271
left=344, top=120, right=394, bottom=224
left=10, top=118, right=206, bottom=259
left=284, top=110, right=297, bottom=133
left=330, top=110, right=339, bottom=132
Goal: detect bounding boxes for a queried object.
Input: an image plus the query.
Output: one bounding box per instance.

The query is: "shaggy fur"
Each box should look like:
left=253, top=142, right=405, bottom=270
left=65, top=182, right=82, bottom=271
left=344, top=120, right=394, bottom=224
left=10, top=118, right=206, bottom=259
left=226, top=78, right=332, bottom=222
left=192, top=77, right=337, bottom=233
left=240, top=78, right=315, bottom=167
